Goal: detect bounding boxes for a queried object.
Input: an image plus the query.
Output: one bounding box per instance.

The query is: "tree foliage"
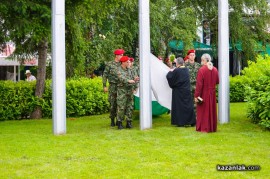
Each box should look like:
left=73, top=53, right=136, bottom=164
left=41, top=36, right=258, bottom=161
left=0, top=0, right=51, bottom=55
left=2, top=0, right=269, bottom=77
left=1, top=0, right=270, bottom=97
left=0, top=0, right=51, bottom=118
left=176, top=0, right=270, bottom=60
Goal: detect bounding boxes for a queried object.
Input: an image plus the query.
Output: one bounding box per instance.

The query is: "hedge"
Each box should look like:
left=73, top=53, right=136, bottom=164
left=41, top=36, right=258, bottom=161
left=1, top=64, right=269, bottom=130
left=241, top=55, right=270, bottom=130
left=0, top=77, right=109, bottom=121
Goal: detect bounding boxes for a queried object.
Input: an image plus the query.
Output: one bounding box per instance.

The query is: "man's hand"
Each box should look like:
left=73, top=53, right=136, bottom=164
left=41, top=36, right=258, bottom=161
left=104, top=87, right=108, bottom=93
left=133, top=88, right=138, bottom=94
left=134, top=76, right=140, bottom=82
left=128, top=80, right=135, bottom=84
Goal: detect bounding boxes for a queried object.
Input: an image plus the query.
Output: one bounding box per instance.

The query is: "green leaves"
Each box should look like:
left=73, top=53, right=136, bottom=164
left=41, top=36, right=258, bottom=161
left=0, top=78, right=109, bottom=120
left=229, top=75, right=246, bottom=102
left=0, top=0, right=51, bottom=54
left=241, top=55, right=270, bottom=130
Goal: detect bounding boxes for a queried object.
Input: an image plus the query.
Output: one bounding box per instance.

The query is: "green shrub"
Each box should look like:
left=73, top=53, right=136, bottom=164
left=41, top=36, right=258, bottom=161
left=0, top=81, right=36, bottom=121
left=215, top=75, right=245, bottom=103
left=229, top=75, right=245, bottom=102
left=241, top=55, right=270, bottom=130
left=65, top=77, right=109, bottom=117
left=0, top=77, right=109, bottom=120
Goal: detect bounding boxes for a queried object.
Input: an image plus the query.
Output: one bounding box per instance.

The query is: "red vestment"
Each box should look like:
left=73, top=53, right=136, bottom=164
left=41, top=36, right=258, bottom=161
left=195, top=65, right=219, bottom=132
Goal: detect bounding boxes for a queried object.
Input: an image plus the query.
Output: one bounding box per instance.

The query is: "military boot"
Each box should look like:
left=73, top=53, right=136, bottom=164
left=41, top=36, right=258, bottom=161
left=110, top=118, right=115, bottom=127
left=118, top=121, right=124, bottom=130
left=126, top=121, right=133, bottom=129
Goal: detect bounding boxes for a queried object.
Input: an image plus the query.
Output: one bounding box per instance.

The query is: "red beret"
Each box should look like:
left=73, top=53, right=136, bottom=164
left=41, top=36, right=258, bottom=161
left=187, top=49, right=196, bottom=55
left=184, top=55, right=189, bottom=61
left=129, top=57, right=134, bottom=62
left=120, top=56, right=129, bottom=62
left=114, top=49, right=125, bottom=55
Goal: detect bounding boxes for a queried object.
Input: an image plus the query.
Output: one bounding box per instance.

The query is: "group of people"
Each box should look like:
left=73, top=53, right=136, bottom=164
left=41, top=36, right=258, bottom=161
left=102, top=49, right=139, bottom=130
left=103, top=48, right=219, bottom=133
left=166, top=49, right=219, bottom=133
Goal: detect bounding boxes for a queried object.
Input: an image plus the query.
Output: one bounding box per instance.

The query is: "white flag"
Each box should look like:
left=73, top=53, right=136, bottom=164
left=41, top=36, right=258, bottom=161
left=134, top=53, right=172, bottom=115
left=150, top=53, right=172, bottom=110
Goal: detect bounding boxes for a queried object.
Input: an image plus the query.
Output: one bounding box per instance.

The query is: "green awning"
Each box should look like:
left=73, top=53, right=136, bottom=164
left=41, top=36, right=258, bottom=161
left=193, top=41, right=212, bottom=50
left=231, top=41, right=264, bottom=52
left=255, top=42, right=264, bottom=52
left=266, top=44, right=270, bottom=55
left=168, top=40, right=184, bottom=51
left=235, top=42, right=242, bottom=51
left=168, top=40, right=212, bottom=51
left=169, top=40, right=264, bottom=52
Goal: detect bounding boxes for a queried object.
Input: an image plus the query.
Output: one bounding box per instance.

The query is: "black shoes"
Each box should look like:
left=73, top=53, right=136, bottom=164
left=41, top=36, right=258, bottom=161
left=118, top=121, right=124, bottom=130
left=191, top=123, right=196, bottom=127
left=126, top=121, right=133, bottom=129
left=177, top=123, right=196, bottom=127
left=110, top=118, right=115, bottom=127
left=113, top=120, right=132, bottom=129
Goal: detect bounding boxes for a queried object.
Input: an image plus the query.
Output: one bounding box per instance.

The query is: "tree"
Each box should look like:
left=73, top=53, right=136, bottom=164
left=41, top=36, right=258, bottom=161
left=0, top=0, right=51, bottom=119
left=150, top=0, right=197, bottom=58
left=174, top=0, right=270, bottom=60
left=1, top=0, right=269, bottom=119
left=64, top=0, right=126, bottom=77
left=0, top=0, right=128, bottom=119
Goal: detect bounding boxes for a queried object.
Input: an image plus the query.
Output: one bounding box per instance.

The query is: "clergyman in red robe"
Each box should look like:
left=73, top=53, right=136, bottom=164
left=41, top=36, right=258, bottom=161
left=194, top=53, right=219, bottom=132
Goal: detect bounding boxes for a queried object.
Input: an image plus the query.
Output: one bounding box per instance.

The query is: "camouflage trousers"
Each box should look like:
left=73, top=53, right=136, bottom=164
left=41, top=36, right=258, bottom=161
left=117, top=87, right=134, bottom=122
left=108, top=83, right=117, bottom=119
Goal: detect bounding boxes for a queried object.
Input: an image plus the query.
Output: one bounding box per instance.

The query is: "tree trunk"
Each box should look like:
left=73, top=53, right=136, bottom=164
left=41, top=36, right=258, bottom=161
left=30, top=39, right=48, bottom=119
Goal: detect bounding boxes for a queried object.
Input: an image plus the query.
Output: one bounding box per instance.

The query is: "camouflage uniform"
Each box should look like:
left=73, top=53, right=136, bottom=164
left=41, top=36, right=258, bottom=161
left=186, top=61, right=201, bottom=115
left=116, top=66, right=137, bottom=123
left=102, top=61, right=120, bottom=121
left=129, top=66, right=139, bottom=92
left=133, top=62, right=140, bottom=78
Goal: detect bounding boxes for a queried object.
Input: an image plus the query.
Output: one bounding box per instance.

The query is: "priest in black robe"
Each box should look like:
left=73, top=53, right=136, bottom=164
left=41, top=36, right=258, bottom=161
left=166, top=57, right=196, bottom=127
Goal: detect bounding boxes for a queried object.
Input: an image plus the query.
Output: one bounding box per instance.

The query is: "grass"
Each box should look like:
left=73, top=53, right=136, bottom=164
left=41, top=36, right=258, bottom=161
left=0, top=102, right=269, bottom=179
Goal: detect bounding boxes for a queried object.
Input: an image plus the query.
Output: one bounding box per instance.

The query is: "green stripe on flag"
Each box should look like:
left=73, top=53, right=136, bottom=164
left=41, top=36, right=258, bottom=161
left=134, top=95, right=169, bottom=116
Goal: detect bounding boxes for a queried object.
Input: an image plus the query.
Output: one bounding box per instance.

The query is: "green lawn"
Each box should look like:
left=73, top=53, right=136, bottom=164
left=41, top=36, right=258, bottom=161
left=0, top=103, right=269, bottom=179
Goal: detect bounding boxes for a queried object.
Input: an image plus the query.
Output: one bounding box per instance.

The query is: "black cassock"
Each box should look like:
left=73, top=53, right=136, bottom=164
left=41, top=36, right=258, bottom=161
left=166, top=67, right=196, bottom=126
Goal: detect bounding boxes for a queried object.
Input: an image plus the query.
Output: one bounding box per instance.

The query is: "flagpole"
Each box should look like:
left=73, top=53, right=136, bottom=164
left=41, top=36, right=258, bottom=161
left=139, top=0, right=152, bottom=130
left=52, top=0, right=66, bottom=134
left=218, top=0, right=230, bottom=123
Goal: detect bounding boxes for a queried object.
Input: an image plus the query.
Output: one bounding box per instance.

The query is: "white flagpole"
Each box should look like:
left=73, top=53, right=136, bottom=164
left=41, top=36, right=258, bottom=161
left=218, top=0, right=230, bottom=123
left=52, top=0, right=66, bottom=134
left=139, top=0, right=152, bottom=130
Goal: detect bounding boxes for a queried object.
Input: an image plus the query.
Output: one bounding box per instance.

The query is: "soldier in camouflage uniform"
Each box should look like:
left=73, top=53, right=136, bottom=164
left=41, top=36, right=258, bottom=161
left=185, top=49, right=201, bottom=118
left=128, top=57, right=139, bottom=93
left=102, top=49, right=125, bottom=127
left=115, top=56, right=139, bottom=129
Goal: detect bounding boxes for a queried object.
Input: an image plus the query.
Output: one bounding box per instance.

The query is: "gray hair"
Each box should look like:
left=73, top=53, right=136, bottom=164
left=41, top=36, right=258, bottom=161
left=201, top=53, right=212, bottom=62
left=201, top=53, right=213, bottom=70
left=175, top=57, right=184, bottom=65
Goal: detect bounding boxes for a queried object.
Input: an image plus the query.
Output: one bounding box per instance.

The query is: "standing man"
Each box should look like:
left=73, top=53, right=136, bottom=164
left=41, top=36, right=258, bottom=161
left=185, top=49, right=201, bottom=117
left=166, top=57, right=196, bottom=127
left=103, top=49, right=125, bottom=127
left=195, top=53, right=219, bottom=132
left=128, top=57, right=139, bottom=94
left=115, top=56, right=139, bottom=129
